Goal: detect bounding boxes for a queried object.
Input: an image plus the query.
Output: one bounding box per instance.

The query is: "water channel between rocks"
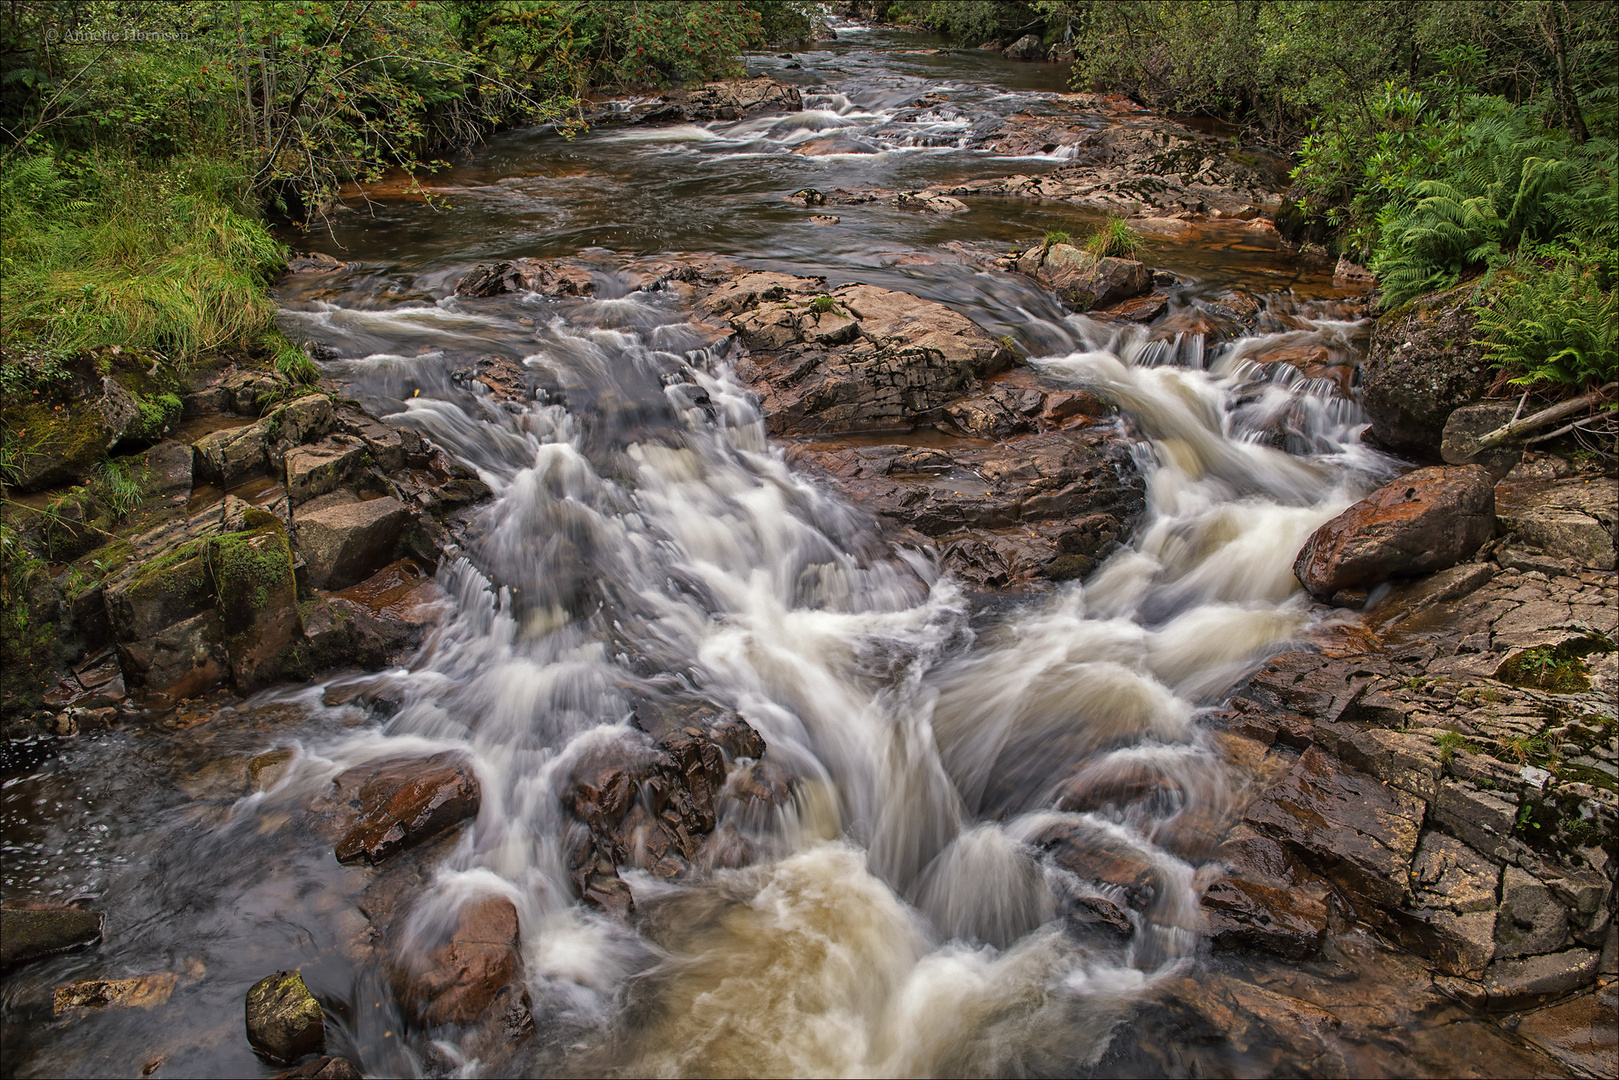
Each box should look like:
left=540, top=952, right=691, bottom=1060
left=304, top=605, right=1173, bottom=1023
left=3, top=20, right=1593, bottom=1080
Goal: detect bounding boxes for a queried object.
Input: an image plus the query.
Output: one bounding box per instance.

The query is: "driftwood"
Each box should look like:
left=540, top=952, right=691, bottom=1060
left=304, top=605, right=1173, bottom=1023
left=1476, top=383, right=1617, bottom=450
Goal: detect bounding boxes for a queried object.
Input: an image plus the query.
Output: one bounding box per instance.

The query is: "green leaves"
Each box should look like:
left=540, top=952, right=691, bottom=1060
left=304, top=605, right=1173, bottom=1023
left=1474, top=245, right=1618, bottom=390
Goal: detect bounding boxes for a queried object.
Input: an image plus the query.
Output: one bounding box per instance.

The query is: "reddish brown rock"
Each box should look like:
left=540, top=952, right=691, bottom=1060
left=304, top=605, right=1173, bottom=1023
left=1293, top=465, right=1496, bottom=597
left=1202, top=877, right=1330, bottom=960
left=1242, top=746, right=1424, bottom=911
left=455, top=258, right=595, bottom=298
left=332, top=752, right=481, bottom=865
left=391, top=895, right=521, bottom=1027
left=1015, top=243, right=1151, bottom=311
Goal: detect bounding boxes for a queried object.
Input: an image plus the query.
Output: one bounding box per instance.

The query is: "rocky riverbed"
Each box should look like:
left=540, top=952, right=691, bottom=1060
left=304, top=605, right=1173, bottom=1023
left=3, top=24, right=1615, bottom=1080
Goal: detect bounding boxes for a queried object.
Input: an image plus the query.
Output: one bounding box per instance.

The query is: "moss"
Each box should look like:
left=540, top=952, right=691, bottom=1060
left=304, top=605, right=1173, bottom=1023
left=128, top=392, right=182, bottom=442
left=3, top=400, right=110, bottom=489
left=1047, top=553, right=1095, bottom=581
left=213, top=520, right=295, bottom=618
left=1498, top=645, right=1593, bottom=693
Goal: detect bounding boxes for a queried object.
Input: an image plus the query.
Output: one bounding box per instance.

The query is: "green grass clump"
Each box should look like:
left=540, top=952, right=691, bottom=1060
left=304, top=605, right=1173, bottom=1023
left=1084, top=216, right=1145, bottom=259
left=0, top=153, right=285, bottom=362
left=1042, top=230, right=1073, bottom=250
left=808, top=294, right=837, bottom=314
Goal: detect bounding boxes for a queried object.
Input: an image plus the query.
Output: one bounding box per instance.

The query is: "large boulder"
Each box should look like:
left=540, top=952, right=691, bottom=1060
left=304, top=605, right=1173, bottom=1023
left=1015, top=243, right=1151, bottom=311
left=0, top=908, right=104, bottom=970
left=331, top=751, right=482, bottom=865
left=1003, top=33, right=1044, bottom=61
left=245, top=970, right=324, bottom=1064
left=297, top=497, right=411, bottom=591
left=5, top=369, right=180, bottom=491
left=1293, top=465, right=1496, bottom=597
left=1363, top=285, right=1493, bottom=455
left=722, top=280, right=1013, bottom=436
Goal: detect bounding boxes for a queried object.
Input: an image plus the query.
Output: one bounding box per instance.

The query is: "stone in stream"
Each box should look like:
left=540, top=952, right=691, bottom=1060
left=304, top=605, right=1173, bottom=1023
left=390, top=895, right=522, bottom=1027
left=54, top=973, right=179, bottom=1016
left=0, top=908, right=104, bottom=970
left=1293, top=465, right=1496, bottom=598
left=1013, top=243, right=1151, bottom=311
left=330, top=751, right=482, bottom=865
left=276, top=1057, right=363, bottom=1079
left=296, top=496, right=411, bottom=591
left=245, top=970, right=325, bottom=1064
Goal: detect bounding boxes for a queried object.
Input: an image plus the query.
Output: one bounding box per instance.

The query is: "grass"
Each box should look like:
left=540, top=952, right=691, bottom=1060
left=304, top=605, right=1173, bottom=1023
left=1084, top=216, right=1145, bottom=259
left=1042, top=230, right=1073, bottom=250
left=0, top=153, right=286, bottom=362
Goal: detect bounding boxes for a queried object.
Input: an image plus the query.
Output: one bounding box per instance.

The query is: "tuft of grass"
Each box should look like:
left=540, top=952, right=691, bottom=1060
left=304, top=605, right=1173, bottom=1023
left=0, top=153, right=286, bottom=363
left=1084, top=215, right=1145, bottom=259
left=1433, top=729, right=1469, bottom=765
left=1042, top=230, right=1073, bottom=250
left=807, top=294, right=837, bottom=314
left=89, top=459, right=145, bottom=519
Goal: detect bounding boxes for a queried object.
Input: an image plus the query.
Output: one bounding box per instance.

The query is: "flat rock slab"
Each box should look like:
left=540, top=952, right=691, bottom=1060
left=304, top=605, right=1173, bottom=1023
left=54, top=973, right=178, bottom=1016
left=0, top=908, right=104, bottom=970
left=1496, top=477, right=1618, bottom=571
left=1202, top=876, right=1329, bottom=959
left=1513, top=982, right=1619, bottom=1078
left=1243, top=746, right=1424, bottom=910
left=1294, top=465, right=1495, bottom=597
left=332, top=751, right=481, bottom=865
left=391, top=895, right=520, bottom=1027
left=1484, top=948, right=1601, bottom=1010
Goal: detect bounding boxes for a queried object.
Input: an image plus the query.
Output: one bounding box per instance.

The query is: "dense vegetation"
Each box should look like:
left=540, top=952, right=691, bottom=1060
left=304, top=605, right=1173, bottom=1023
left=881, top=0, right=1617, bottom=392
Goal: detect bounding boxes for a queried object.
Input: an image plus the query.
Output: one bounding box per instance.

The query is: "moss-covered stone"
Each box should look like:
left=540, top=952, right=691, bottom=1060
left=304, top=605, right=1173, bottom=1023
left=213, top=516, right=303, bottom=692
left=244, top=970, right=324, bottom=1064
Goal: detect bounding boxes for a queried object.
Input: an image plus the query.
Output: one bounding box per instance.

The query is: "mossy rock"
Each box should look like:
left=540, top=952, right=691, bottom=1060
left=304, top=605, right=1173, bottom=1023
left=2, top=399, right=114, bottom=491
left=213, top=516, right=304, bottom=692
left=107, top=539, right=216, bottom=641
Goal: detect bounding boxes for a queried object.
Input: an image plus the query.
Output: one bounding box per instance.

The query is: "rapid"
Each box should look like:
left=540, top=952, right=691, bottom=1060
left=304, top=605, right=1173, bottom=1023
left=3, top=20, right=1404, bottom=1078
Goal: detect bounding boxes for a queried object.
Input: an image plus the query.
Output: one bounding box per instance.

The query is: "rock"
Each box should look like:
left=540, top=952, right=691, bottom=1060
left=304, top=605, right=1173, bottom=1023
left=216, top=515, right=303, bottom=692
left=1411, top=832, right=1500, bottom=914
left=1495, top=866, right=1570, bottom=959
left=1333, top=256, right=1375, bottom=285
left=1243, top=341, right=1356, bottom=397
left=1003, top=33, right=1044, bottom=60
left=1483, top=948, right=1600, bottom=1010
left=332, top=751, right=482, bottom=865
left=1293, top=465, right=1496, bottom=597
left=285, top=252, right=347, bottom=274
left=895, top=191, right=969, bottom=214
left=193, top=421, right=271, bottom=487
left=221, top=369, right=286, bottom=415
left=277, top=1057, right=364, bottom=1079
left=729, top=281, right=1012, bottom=436
left=391, top=895, right=521, bottom=1027
left=245, top=970, right=325, bottom=1064
left=1385, top=907, right=1500, bottom=981
left=1016, top=243, right=1151, bottom=311
left=644, top=76, right=802, bottom=123
left=1440, top=401, right=1522, bottom=473
left=284, top=436, right=368, bottom=505
left=1243, top=746, right=1424, bottom=910
left=454, top=258, right=595, bottom=298
left=1513, top=983, right=1619, bottom=1078
left=250, top=748, right=297, bottom=793
left=0, top=908, right=104, bottom=970
left=118, top=608, right=229, bottom=704
left=296, top=497, right=411, bottom=591
left=266, top=394, right=335, bottom=459
left=1201, top=877, right=1329, bottom=960
left=1433, top=780, right=1520, bottom=864
left=54, top=973, right=178, bottom=1015
left=1363, top=284, right=1493, bottom=455
left=1495, top=477, right=1617, bottom=571
left=141, top=440, right=194, bottom=502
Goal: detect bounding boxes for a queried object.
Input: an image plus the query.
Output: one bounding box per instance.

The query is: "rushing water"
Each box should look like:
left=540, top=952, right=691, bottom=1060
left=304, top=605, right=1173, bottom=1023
left=5, top=21, right=1415, bottom=1080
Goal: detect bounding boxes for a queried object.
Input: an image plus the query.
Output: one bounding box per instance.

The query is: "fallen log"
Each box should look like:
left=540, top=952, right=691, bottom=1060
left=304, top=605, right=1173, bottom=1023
left=1475, top=383, right=1617, bottom=449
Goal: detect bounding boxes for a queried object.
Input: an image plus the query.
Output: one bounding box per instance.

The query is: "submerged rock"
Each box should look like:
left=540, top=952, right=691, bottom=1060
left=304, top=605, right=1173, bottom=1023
left=245, top=970, right=325, bottom=1064
left=390, top=894, right=521, bottom=1027
left=331, top=751, right=482, bottom=865
left=0, top=908, right=104, bottom=970
left=54, top=973, right=178, bottom=1015
left=1293, top=465, right=1496, bottom=598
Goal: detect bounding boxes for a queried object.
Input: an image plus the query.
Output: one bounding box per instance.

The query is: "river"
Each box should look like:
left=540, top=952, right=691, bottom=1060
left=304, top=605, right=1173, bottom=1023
left=2, top=20, right=1454, bottom=1079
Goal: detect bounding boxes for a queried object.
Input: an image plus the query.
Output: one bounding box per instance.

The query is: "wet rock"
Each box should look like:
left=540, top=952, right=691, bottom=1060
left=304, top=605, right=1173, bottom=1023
left=1068, top=894, right=1135, bottom=938
left=1495, top=477, right=1617, bottom=571
left=1201, top=877, right=1329, bottom=960
left=215, top=513, right=303, bottom=692
left=297, top=497, right=410, bottom=591
left=276, top=1057, right=363, bottom=1079
left=1440, top=401, right=1522, bottom=474
left=284, top=436, right=368, bottom=505
left=1411, top=831, right=1501, bottom=914
left=332, top=751, right=482, bottom=865
left=1243, top=341, right=1356, bottom=397
left=1495, top=866, right=1571, bottom=959
left=285, top=251, right=347, bottom=274
left=1363, top=284, right=1493, bottom=455
left=1483, top=948, right=1600, bottom=1010
left=1383, top=834, right=1502, bottom=980
left=1433, top=780, right=1519, bottom=864
left=265, top=394, right=336, bottom=463
left=250, top=748, right=297, bottom=793
left=55, top=973, right=178, bottom=1015
left=1003, top=33, right=1044, bottom=61
left=0, top=908, right=104, bottom=970
left=391, top=895, right=521, bottom=1026
left=1512, top=982, right=1619, bottom=1077
left=642, top=76, right=802, bottom=123
left=1293, top=465, right=1496, bottom=597
left=245, top=970, right=325, bottom=1064
left=454, top=257, right=595, bottom=299
left=727, top=281, right=1012, bottom=436
left=221, top=369, right=287, bottom=415
left=1243, top=746, right=1424, bottom=911
left=1015, top=243, right=1151, bottom=311
left=895, top=191, right=969, bottom=214
left=193, top=421, right=270, bottom=487
left=141, top=440, right=195, bottom=503
left=1333, top=256, right=1375, bottom=285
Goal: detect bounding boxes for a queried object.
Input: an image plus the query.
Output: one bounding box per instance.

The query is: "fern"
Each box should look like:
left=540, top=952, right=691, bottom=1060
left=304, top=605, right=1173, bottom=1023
left=1474, top=247, right=1619, bottom=390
